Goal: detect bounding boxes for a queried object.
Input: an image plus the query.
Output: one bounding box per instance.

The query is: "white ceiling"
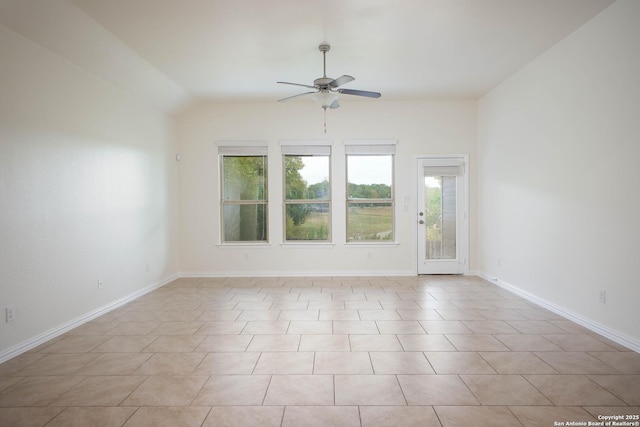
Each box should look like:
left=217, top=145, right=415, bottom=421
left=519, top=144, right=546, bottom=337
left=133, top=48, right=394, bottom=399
left=64, top=0, right=612, bottom=102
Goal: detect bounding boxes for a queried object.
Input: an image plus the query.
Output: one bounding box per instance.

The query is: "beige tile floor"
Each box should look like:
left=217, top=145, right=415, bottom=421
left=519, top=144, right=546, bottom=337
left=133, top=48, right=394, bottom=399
left=0, top=275, right=638, bottom=426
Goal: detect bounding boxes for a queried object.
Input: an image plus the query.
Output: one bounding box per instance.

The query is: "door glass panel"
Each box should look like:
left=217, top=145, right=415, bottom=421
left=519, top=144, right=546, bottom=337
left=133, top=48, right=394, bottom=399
left=424, top=176, right=457, bottom=260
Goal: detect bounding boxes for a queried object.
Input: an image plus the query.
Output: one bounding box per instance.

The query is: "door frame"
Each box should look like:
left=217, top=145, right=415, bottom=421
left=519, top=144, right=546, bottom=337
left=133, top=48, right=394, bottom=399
left=415, top=154, right=469, bottom=275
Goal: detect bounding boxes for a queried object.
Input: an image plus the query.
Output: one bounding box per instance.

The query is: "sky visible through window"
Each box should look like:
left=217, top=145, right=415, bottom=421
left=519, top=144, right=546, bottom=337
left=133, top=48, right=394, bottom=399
left=297, top=156, right=328, bottom=185
left=296, top=155, right=392, bottom=186
left=424, top=176, right=442, bottom=188
left=348, top=156, right=392, bottom=185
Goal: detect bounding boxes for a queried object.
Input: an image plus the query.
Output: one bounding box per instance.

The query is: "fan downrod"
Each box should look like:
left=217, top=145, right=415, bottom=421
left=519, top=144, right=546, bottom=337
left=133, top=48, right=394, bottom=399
left=316, top=44, right=332, bottom=85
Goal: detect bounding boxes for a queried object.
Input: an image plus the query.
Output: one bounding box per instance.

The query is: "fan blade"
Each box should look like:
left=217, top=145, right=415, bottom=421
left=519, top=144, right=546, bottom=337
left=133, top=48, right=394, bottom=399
left=329, top=75, right=355, bottom=88
left=277, top=81, right=316, bottom=89
left=329, top=99, right=340, bottom=109
left=277, top=91, right=316, bottom=102
left=337, top=88, right=381, bottom=98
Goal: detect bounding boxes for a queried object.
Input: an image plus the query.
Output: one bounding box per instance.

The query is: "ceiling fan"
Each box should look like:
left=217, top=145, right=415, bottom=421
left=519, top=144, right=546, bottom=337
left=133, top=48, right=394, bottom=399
left=277, top=44, right=381, bottom=110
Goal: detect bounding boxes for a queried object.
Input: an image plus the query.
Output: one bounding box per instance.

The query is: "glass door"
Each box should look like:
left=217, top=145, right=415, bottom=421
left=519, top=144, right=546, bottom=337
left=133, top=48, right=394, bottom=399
left=417, top=157, right=468, bottom=274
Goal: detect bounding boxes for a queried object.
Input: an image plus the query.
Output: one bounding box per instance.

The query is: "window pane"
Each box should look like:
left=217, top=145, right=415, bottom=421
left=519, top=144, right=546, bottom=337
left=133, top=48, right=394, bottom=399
left=223, top=204, right=267, bottom=242
left=285, top=203, right=330, bottom=241
left=222, top=156, right=267, bottom=201
left=347, top=155, right=392, bottom=199
left=347, top=203, right=393, bottom=241
left=285, top=156, right=329, bottom=200
left=424, top=176, right=456, bottom=259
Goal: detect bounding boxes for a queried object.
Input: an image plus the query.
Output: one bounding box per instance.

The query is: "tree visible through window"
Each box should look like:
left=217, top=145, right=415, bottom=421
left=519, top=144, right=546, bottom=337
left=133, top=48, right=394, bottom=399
left=284, top=152, right=330, bottom=241
left=220, top=154, right=268, bottom=242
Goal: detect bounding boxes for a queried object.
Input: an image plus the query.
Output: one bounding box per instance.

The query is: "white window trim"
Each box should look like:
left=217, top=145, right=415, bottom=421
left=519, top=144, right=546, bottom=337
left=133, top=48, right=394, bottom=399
left=344, top=242, right=400, bottom=248
left=280, top=139, right=332, bottom=147
left=217, top=140, right=269, bottom=149
left=216, top=243, right=271, bottom=248
left=279, top=242, right=336, bottom=248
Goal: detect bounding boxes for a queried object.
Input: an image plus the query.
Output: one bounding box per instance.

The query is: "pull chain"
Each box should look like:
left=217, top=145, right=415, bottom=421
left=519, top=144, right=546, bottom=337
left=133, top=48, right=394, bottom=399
left=323, top=107, right=327, bottom=134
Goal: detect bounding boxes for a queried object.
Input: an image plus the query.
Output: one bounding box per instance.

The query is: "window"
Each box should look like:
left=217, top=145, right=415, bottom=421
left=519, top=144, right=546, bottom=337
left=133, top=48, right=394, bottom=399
left=219, top=145, right=268, bottom=243
left=345, top=141, right=395, bottom=242
left=282, top=144, right=331, bottom=241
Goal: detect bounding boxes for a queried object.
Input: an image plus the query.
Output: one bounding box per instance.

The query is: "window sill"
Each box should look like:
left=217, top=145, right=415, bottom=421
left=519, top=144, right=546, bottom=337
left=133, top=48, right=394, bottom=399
left=217, top=243, right=272, bottom=248
left=345, top=242, right=400, bottom=247
left=280, top=242, right=335, bottom=248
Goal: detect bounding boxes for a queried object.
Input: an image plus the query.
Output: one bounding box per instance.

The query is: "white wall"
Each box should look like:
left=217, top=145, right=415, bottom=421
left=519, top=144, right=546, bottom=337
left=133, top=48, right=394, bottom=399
left=0, top=23, right=179, bottom=358
left=175, top=100, right=477, bottom=276
left=477, top=0, right=640, bottom=346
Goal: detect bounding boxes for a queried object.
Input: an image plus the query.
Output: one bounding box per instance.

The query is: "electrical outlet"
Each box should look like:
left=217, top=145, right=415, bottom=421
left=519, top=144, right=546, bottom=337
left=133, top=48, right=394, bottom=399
left=97, top=279, right=104, bottom=289
left=145, top=263, right=150, bottom=273
left=6, top=306, right=16, bottom=322
left=599, top=290, right=606, bottom=304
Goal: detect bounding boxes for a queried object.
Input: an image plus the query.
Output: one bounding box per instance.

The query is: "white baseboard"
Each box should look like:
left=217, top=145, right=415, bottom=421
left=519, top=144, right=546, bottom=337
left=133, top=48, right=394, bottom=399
left=478, top=272, right=640, bottom=353
left=0, top=273, right=179, bottom=364
left=179, top=270, right=416, bottom=278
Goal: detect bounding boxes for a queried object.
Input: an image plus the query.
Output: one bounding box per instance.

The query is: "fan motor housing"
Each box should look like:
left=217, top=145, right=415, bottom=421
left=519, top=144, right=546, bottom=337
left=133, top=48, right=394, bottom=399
left=314, top=77, right=334, bottom=88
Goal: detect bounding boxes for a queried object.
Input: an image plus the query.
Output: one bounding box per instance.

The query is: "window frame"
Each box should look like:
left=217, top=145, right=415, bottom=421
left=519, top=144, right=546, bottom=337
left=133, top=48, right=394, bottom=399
left=344, top=140, right=396, bottom=243
left=281, top=142, right=332, bottom=243
left=218, top=143, right=269, bottom=244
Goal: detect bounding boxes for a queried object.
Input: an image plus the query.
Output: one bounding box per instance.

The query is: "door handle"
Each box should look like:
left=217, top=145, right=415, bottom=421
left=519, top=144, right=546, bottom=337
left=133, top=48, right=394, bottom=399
left=418, top=220, right=424, bottom=224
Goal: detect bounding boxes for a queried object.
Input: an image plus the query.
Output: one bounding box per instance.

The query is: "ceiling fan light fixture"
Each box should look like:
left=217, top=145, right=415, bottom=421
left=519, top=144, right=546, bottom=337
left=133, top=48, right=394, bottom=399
left=312, top=91, right=338, bottom=109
